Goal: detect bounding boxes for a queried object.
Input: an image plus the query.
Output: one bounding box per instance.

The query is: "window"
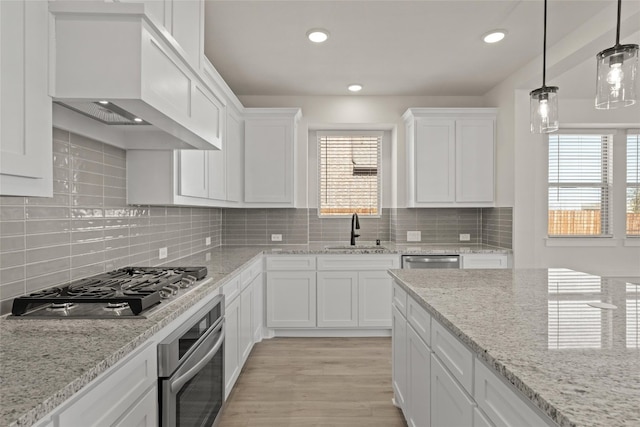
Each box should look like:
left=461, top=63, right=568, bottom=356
left=548, top=133, right=612, bottom=236
left=627, top=133, right=640, bottom=236
left=318, top=131, right=382, bottom=216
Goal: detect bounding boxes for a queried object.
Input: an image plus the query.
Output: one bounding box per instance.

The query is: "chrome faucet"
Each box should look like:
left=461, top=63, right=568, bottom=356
left=350, top=213, right=360, bottom=246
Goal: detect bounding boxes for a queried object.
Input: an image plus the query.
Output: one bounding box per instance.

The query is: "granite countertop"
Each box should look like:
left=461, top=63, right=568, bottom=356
left=0, top=242, right=511, bottom=427
left=266, top=241, right=511, bottom=255
left=388, top=268, right=640, bottom=427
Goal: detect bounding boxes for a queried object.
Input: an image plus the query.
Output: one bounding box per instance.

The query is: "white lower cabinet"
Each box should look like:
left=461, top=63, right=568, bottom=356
left=407, top=324, right=431, bottom=427
left=251, top=272, right=264, bottom=342
left=391, top=305, right=408, bottom=410
left=55, top=343, right=157, bottom=427
left=224, top=295, right=241, bottom=398
left=461, top=254, right=509, bottom=269
left=358, top=271, right=394, bottom=327
left=113, top=386, right=158, bottom=427
left=266, top=271, right=317, bottom=328
left=431, top=354, right=474, bottom=427
left=239, top=283, right=254, bottom=365
left=317, top=271, right=359, bottom=327
left=473, top=407, right=495, bottom=427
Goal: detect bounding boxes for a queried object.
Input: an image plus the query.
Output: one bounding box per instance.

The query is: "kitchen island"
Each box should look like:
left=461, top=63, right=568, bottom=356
left=388, top=268, right=640, bottom=427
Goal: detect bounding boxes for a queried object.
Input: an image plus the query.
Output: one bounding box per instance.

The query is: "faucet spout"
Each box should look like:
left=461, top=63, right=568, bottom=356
left=350, top=213, right=360, bottom=246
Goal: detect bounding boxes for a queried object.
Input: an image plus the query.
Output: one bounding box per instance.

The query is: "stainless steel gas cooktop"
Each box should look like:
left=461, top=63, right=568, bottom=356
left=10, top=267, right=208, bottom=319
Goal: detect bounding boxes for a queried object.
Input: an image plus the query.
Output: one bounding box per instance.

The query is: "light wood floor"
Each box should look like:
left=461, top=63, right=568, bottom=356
left=218, top=337, right=407, bottom=427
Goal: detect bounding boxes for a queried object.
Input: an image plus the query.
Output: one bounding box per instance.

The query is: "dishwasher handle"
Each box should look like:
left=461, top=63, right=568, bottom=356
left=402, top=255, right=460, bottom=268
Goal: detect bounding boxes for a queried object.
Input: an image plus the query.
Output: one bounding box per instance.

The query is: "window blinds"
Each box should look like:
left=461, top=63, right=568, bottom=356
left=318, top=133, right=381, bottom=216
left=627, top=133, right=640, bottom=236
left=548, top=134, right=612, bottom=236
left=627, top=284, right=639, bottom=349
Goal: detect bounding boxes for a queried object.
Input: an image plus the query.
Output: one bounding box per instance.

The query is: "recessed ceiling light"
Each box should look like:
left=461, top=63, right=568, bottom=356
left=134, top=118, right=143, bottom=123
left=348, top=84, right=363, bottom=92
left=98, top=100, right=109, bottom=105
left=482, top=30, right=507, bottom=44
left=307, top=29, right=329, bottom=43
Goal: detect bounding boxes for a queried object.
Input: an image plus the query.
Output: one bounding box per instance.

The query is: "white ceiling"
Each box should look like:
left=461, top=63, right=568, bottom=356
left=203, top=1, right=633, bottom=97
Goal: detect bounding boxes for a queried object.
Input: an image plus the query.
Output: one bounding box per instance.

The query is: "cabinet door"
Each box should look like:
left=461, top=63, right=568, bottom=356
left=171, top=0, right=203, bottom=67
left=208, top=149, right=226, bottom=201
left=179, top=150, right=208, bottom=198
left=0, top=0, right=52, bottom=197
left=392, top=306, right=408, bottom=411
left=407, top=325, right=431, bottom=427
left=239, top=285, right=254, bottom=365
left=244, top=118, right=293, bottom=204
left=358, top=271, right=392, bottom=327
left=456, top=119, right=494, bottom=203
left=113, top=386, right=158, bottom=427
left=252, top=273, right=264, bottom=342
left=224, top=296, right=241, bottom=398
left=414, top=119, right=455, bottom=203
left=317, top=271, right=359, bottom=328
left=431, top=354, right=474, bottom=427
left=461, top=254, right=508, bottom=269
left=225, top=109, right=243, bottom=203
left=266, top=271, right=316, bottom=328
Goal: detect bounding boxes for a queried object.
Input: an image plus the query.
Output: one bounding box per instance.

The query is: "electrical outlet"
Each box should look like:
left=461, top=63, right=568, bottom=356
left=271, top=234, right=283, bottom=242
left=205, top=252, right=211, bottom=261
left=407, top=231, right=421, bottom=242
left=205, top=237, right=211, bottom=246
left=459, top=233, right=471, bottom=241
left=159, top=247, right=168, bottom=259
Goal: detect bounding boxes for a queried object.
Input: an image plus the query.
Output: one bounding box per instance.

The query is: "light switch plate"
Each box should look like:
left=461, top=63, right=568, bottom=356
left=271, top=234, right=283, bottom=242
left=459, top=234, right=471, bottom=241
left=407, top=231, right=421, bottom=242
left=205, top=237, right=211, bottom=246
left=159, top=247, right=168, bottom=259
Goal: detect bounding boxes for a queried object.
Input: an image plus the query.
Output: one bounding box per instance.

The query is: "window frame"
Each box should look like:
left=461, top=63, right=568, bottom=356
left=626, top=130, right=640, bottom=237
left=316, top=130, right=383, bottom=219
left=546, top=130, right=614, bottom=238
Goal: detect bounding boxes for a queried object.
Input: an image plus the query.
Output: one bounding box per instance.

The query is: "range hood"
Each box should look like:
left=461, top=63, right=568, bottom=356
left=49, top=2, right=224, bottom=150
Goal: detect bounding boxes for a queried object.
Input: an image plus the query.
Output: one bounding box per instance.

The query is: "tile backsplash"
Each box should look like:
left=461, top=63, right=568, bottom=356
left=0, top=129, right=222, bottom=314
left=0, top=128, right=513, bottom=314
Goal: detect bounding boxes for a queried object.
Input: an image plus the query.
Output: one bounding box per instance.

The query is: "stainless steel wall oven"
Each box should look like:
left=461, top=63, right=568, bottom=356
left=157, top=295, right=225, bottom=427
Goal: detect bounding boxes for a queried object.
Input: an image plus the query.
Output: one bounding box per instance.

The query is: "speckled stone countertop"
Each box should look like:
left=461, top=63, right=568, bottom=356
left=0, top=243, right=510, bottom=427
left=266, top=241, right=510, bottom=255
left=388, top=268, right=640, bottom=427
left=0, top=246, right=266, bottom=427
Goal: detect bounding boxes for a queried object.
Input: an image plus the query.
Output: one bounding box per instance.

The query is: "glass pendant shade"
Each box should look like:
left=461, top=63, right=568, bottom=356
left=530, top=86, right=559, bottom=134
left=595, top=44, right=639, bottom=109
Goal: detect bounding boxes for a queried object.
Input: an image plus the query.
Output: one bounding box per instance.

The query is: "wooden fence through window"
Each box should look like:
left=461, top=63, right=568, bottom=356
left=548, top=210, right=640, bottom=235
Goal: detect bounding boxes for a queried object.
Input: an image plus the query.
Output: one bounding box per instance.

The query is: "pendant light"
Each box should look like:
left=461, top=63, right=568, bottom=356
left=530, top=0, right=559, bottom=134
left=595, top=0, right=639, bottom=109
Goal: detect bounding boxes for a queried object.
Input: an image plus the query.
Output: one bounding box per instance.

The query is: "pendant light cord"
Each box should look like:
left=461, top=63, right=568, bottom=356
left=542, top=0, right=548, bottom=87
left=615, top=0, right=622, bottom=46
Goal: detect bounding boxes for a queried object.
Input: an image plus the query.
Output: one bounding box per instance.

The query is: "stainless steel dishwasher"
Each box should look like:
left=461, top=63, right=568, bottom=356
left=401, top=255, right=460, bottom=269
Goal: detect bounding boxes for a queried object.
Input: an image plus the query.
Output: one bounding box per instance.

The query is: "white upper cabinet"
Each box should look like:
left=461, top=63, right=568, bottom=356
left=244, top=108, right=301, bottom=207
left=0, top=0, right=52, bottom=197
left=404, top=108, right=496, bottom=207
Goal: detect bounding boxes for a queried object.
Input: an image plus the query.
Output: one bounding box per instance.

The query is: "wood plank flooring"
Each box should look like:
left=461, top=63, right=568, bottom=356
left=218, top=337, right=407, bottom=427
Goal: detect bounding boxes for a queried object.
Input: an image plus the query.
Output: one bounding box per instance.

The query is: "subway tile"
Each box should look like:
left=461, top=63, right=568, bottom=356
left=72, top=158, right=103, bottom=174
left=103, top=153, right=126, bottom=168
left=0, top=196, right=26, bottom=206
left=53, top=180, right=70, bottom=194
left=26, top=257, right=70, bottom=279
left=26, top=192, right=70, bottom=206
left=1, top=221, right=25, bottom=236
left=71, top=241, right=104, bottom=256
left=72, top=195, right=103, bottom=207
left=1, top=207, right=25, bottom=221
left=70, top=263, right=105, bottom=281
left=26, top=270, right=70, bottom=293
left=1, top=236, right=25, bottom=253
left=26, top=206, right=70, bottom=220
left=1, top=251, right=25, bottom=269
left=27, top=245, right=70, bottom=263
left=52, top=140, right=70, bottom=155
left=103, top=143, right=125, bottom=158
left=53, top=153, right=69, bottom=169
left=104, top=175, right=126, bottom=189
left=1, top=280, right=26, bottom=304
left=71, top=133, right=104, bottom=153
left=71, top=251, right=104, bottom=268
left=72, top=170, right=103, bottom=186
left=103, top=164, right=125, bottom=178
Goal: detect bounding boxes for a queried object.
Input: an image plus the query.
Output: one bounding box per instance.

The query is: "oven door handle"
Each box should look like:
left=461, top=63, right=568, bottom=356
left=169, top=326, right=225, bottom=393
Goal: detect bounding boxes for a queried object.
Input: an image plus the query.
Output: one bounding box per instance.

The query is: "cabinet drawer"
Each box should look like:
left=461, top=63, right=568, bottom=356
left=474, top=407, right=495, bottom=427
left=392, top=282, right=407, bottom=316
left=266, top=256, right=316, bottom=271
left=475, top=361, right=548, bottom=427
left=432, top=319, right=473, bottom=394
left=57, top=343, right=156, bottom=427
left=461, top=254, right=508, bottom=269
left=241, top=259, right=262, bottom=289
left=407, top=297, right=431, bottom=347
left=222, top=275, right=241, bottom=304
left=317, top=255, right=399, bottom=270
